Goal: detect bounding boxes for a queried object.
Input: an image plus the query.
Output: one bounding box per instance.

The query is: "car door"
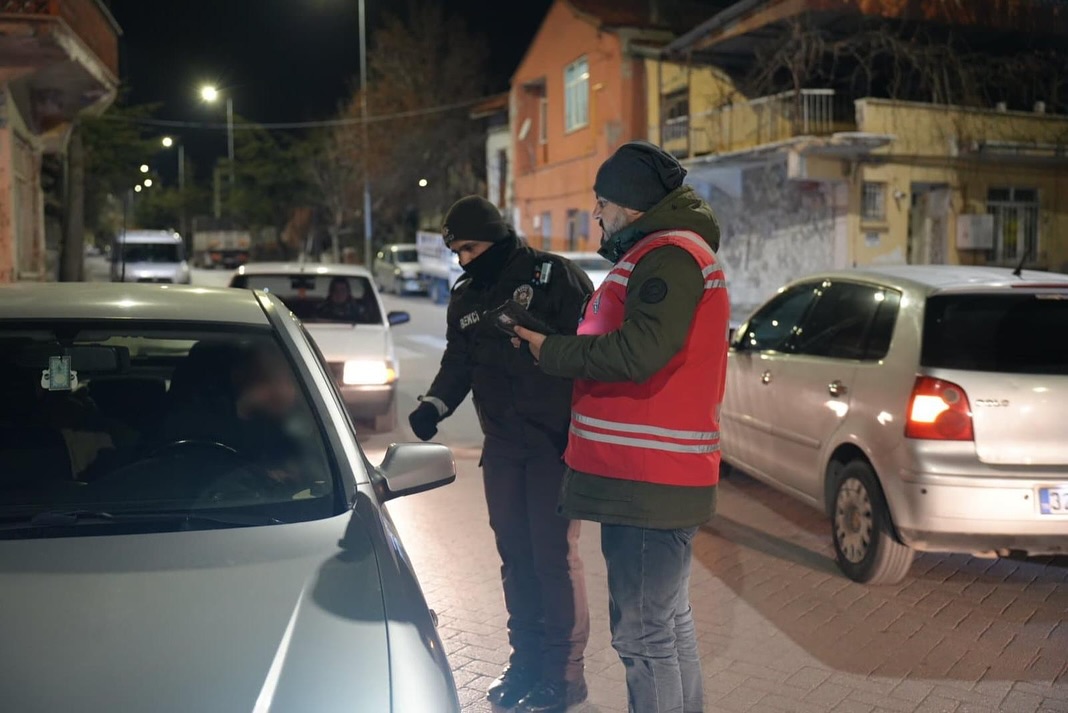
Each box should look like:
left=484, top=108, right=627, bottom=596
left=759, top=280, right=889, bottom=500
left=724, top=282, right=820, bottom=477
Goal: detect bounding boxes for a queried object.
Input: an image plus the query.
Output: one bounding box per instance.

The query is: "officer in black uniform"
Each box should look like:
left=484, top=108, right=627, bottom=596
left=409, top=196, right=593, bottom=713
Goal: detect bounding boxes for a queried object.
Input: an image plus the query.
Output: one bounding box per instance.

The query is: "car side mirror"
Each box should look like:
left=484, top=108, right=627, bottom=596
left=376, top=443, right=455, bottom=501
left=387, top=311, right=410, bottom=326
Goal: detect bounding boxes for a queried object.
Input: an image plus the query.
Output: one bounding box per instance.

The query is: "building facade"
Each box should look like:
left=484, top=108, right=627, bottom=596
left=650, top=0, right=1068, bottom=317
left=0, top=0, right=120, bottom=282
left=510, top=0, right=715, bottom=252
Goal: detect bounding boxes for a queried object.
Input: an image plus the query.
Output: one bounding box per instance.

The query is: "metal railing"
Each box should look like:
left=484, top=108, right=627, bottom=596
left=662, top=89, right=851, bottom=158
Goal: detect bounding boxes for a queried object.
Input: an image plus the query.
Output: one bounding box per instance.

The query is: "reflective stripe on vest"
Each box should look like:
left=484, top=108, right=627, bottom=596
left=570, top=412, right=720, bottom=454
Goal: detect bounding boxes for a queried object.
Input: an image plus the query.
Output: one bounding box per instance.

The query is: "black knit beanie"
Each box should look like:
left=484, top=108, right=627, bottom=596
left=593, top=141, right=687, bottom=212
left=443, top=196, right=512, bottom=245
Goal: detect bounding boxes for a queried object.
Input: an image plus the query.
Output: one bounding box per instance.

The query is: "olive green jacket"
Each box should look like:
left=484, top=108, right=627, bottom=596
left=538, top=185, right=723, bottom=529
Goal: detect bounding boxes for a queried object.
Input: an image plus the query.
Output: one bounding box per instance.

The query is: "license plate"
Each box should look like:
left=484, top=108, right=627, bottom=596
left=1038, top=487, right=1068, bottom=515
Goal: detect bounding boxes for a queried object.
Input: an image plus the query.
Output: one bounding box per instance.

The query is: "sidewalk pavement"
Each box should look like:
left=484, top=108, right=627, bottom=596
left=384, top=454, right=1068, bottom=713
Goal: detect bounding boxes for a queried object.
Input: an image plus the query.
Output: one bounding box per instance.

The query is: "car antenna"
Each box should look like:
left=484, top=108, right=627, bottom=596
left=1012, top=245, right=1031, bottom=279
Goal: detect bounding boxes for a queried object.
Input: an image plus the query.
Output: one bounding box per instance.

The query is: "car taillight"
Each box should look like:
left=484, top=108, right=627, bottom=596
left=905, top=376, right=974, bottom=441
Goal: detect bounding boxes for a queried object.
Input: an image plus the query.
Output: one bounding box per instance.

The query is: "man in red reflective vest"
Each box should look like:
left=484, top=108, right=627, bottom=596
left=514, top=140, right=728, bottom=713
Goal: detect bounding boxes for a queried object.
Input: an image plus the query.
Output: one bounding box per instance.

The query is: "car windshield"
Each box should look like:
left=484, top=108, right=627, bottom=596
left=0, top=322, right=339, bottom=537
left=231, top=273, right=383, bottom=325
left=116, top=243, right=181, bottom=264
left=922, top=293, right=1068, bottom=375
left=396, top=249, right=418, bottom=263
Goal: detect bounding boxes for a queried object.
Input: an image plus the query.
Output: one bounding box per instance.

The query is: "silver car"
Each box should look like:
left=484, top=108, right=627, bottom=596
left=723, top=266, right=1068, bottom=584
left=0, top=283, right=460, bottom=712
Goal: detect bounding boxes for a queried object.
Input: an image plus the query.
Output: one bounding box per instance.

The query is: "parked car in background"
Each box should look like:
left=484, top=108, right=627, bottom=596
left=722, top=266, right=1068, bottom=584
left=0, top=282, right=459, bottom=713
left=110, top=230, right=190, bottom=284
left=230, top=263, right=410, bottom=432
left=374, top=243, right=426, bottom=295
left=553, top=251, right=613, bottom=289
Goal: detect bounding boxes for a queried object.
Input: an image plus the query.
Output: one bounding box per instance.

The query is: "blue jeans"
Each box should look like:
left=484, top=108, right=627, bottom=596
left=600, top=524, right=703, bottom=713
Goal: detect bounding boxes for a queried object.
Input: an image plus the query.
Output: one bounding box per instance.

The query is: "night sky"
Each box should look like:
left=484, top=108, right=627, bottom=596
left=108, top=0, right=552, bottom=180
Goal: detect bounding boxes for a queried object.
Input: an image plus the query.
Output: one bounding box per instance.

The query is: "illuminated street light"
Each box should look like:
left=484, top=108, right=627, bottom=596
left=140, top=164, right=149, bottom=173
left=198, top=81, right=235, bottom=206
left=161, top=136, right=174, bottom=148
left=134, top=185, right=142, bottom=193
left=418, top=178, right=428, bottom=188
left=144, top=179, right=153, bottom=188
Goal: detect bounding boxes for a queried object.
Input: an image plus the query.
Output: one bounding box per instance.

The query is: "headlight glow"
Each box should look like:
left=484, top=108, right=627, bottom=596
left=343, top=360, right=396, bottom=386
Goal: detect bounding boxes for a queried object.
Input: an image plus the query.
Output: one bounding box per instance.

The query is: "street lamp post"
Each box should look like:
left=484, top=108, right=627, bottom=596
left=162, top=136, right=188, bottom=240
left=200, top=84, right=235, bottom=216
left=359, top=0, right=373, bottom=267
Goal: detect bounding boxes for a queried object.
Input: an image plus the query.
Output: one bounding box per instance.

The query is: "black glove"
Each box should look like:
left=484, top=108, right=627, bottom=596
left=408, top=401, right=440, bottom=441
left=484, top=299, right=557, bottom=337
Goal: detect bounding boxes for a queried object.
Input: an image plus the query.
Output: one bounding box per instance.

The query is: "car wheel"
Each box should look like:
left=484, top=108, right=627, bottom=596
left=831, top=459, right=913, bottom=585
left=371, top=396, right=397, bottom=433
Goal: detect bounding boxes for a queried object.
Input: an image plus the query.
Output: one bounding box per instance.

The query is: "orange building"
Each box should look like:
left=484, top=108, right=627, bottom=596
left=510, top=0, right=708, bottom=252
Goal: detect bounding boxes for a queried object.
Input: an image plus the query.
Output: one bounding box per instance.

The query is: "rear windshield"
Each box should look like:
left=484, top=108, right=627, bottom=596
left=922, top=293, right=1068, bottom=375
left=231, top=274, right=382, bottom=325
left=395, top=249, right=418, bottom=263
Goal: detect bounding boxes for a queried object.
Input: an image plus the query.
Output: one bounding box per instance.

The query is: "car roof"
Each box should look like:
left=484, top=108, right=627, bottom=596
left=384, top=243, right=417, bottom=250
left=0, top=283, right=270, bottom=325
left=806, top=265, right=1068, bottom=293
left=236, top=262, right=373, bottom=279
left=553, top=251, right=609, bottom=261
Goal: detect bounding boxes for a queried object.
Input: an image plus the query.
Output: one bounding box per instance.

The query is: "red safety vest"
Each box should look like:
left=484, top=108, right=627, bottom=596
left=564, top=230, right=729, bottom=487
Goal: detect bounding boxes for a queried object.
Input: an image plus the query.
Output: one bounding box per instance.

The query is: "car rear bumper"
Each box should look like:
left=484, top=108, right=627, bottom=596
left=339, top=383, right=395, bottom=418
left=893, top=471, right=1068, bottom=555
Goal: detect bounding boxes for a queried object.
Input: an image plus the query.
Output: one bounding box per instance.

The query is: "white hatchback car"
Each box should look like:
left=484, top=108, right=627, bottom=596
left=723, top=266, right=1068, bottom=584
left=230, top=263, right=409, bottom=432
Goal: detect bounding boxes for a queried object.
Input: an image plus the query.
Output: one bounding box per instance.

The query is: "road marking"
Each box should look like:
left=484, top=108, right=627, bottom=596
left=405, top=334, right=448, bottom=352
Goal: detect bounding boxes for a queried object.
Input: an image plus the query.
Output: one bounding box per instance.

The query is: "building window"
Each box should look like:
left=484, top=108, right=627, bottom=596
left=987, top=187, right=1039, bottom=263
left=662, top=89, right=689, bottom=144
left=538, top=98, right=548, bottom=144
left=862, top=182, right=886, bottom=221
left=540, top=211, right=553, bottom=250
left=564, top=57, right=589, bottom=132
left=566, top=209, right=589, bottom=250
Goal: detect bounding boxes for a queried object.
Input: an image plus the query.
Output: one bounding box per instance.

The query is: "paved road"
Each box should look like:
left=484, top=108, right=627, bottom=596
left=89, top=257, right=1068, bottom=712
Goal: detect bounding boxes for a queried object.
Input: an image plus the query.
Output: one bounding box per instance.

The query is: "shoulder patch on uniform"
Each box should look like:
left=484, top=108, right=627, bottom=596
left=639, top=277, right=668, bottom=304
left=513, top=283, right=534, bottom=309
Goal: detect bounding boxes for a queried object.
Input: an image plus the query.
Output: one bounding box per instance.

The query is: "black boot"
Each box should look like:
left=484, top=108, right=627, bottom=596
left=515, top=678, right=588, bottom=713
left=487, top=664, right=538, bottom=708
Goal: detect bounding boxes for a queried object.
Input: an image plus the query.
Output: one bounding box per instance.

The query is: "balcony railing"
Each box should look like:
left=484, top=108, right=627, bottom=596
left=0, top=0, right=119, bottom=76
left=662, top=89, right=855, bottom=158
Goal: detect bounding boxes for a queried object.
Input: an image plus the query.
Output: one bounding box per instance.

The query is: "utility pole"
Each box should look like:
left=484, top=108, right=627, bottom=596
left=359, top=0, right=373, bottom=267
left=226, top=96, right=235, bottom=190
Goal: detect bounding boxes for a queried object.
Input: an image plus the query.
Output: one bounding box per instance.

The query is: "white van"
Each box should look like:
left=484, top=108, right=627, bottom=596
left=110, top=230, right=191, bottom=284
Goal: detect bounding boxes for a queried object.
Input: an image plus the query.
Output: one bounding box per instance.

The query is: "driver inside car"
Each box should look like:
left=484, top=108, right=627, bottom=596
left=315, top=276, right=370, bottom=323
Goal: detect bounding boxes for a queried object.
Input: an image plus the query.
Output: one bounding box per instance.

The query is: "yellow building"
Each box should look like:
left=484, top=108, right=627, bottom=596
left=645, top=0, right=1068, bottom=316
